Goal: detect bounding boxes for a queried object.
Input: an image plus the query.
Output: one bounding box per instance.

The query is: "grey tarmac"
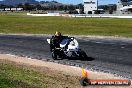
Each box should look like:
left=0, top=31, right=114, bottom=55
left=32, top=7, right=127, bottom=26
left=0, top=34, right=132, bottom=79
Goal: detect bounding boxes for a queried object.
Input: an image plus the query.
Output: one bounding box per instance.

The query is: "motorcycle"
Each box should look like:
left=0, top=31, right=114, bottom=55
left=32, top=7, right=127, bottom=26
left=47, top=37, right=87, bottom=60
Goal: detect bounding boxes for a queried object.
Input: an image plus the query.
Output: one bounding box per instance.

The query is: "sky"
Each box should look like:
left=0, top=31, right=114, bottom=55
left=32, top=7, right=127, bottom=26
left=0, top=0, right=120, bottom=5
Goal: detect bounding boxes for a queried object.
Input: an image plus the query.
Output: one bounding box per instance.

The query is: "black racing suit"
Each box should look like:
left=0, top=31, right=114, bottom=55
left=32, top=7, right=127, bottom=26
left=50, top=35, right=68, bottom=52
left=50, top=36, right=73, bottom=58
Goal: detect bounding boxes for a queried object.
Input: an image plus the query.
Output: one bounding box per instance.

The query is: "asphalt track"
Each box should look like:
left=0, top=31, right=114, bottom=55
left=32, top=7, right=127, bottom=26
left=0, top=35, right=132, bottom=79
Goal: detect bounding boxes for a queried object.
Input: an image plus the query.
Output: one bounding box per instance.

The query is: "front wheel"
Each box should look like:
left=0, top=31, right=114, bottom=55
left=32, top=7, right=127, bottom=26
left=79, top=50, right=87, bottom=59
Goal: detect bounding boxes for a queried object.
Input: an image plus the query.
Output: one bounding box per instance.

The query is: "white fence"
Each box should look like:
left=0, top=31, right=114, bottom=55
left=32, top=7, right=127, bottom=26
left=71, top=14, right=132, bottom=18
left=27, top=13, right=132, bottom=18
left=27, top=13, right=72, bottom=17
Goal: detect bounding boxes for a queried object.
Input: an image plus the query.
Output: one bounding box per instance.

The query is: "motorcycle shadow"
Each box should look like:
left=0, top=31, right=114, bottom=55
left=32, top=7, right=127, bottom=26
left=63, top=56, right=95, bottom=61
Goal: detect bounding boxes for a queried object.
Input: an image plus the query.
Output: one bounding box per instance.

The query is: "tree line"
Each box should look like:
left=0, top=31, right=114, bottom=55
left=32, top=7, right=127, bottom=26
left=0, top=3, right=84, bottom=13
left=0, top=2, right=117, bottom=14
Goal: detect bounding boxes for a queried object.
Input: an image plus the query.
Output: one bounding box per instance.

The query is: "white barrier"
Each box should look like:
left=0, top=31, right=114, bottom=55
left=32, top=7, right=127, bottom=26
left=71, top=14, right=132, bottom=18
left=27, top=13, right=132, bottom=18
left=27, top=13, right=60, bottom=16
left=27, top=13, right=73, bottom=17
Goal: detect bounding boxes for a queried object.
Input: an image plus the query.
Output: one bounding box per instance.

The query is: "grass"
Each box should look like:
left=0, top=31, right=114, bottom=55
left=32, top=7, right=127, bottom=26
left=0, top=61, right=80, bottom=88
left=0, top=12, right=132, bottom=37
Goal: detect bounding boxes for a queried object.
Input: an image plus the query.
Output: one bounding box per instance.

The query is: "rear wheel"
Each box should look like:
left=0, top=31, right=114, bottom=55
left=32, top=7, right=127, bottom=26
left=52, top=49, right=65, bottom=60
left=52, top=51, right=57, bottom=60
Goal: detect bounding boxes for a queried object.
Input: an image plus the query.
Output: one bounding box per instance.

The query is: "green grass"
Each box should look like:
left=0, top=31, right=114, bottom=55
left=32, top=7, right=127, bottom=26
left=0, top=62, right=80, bottom=88
left=0, top=63, right=51, bottom=88
left=0, top=13, right=132, bottom=37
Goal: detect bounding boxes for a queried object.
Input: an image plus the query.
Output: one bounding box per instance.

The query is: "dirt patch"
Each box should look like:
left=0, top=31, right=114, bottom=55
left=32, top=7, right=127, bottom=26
left=0, top=54, right=131, bottom=88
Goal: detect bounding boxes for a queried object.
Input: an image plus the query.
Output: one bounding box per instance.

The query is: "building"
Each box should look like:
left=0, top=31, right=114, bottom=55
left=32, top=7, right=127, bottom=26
left=4, top=8, right=23, bottom=11
left=117, top=0, right=132, bottom=14
left=83, top=0, right=98, bottom=14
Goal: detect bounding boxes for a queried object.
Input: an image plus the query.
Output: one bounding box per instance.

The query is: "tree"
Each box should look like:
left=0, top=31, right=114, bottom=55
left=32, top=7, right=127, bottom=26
left=76, top=3, right=84, bottom=14
left=23, top=3, right=35, bottom=11
left=68, top=5, right=75, bottom=10
left=35, top=4, right=42, bottom=10
left=17, top=3, right=24, bottom=8
left=0, top=4, right=7, bottom=8
left=58, top=5, right=64, bottom=10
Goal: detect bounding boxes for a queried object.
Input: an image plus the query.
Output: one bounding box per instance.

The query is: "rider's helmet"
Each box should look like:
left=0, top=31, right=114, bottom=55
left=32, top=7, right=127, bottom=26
left=55, top=31, right=62, bottom=37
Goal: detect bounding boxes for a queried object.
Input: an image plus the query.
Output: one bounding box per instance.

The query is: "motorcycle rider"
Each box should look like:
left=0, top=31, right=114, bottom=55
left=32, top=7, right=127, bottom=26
left=50, top=31, right=68, bottom=59
left=50, top=31, right=64, bottom=52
